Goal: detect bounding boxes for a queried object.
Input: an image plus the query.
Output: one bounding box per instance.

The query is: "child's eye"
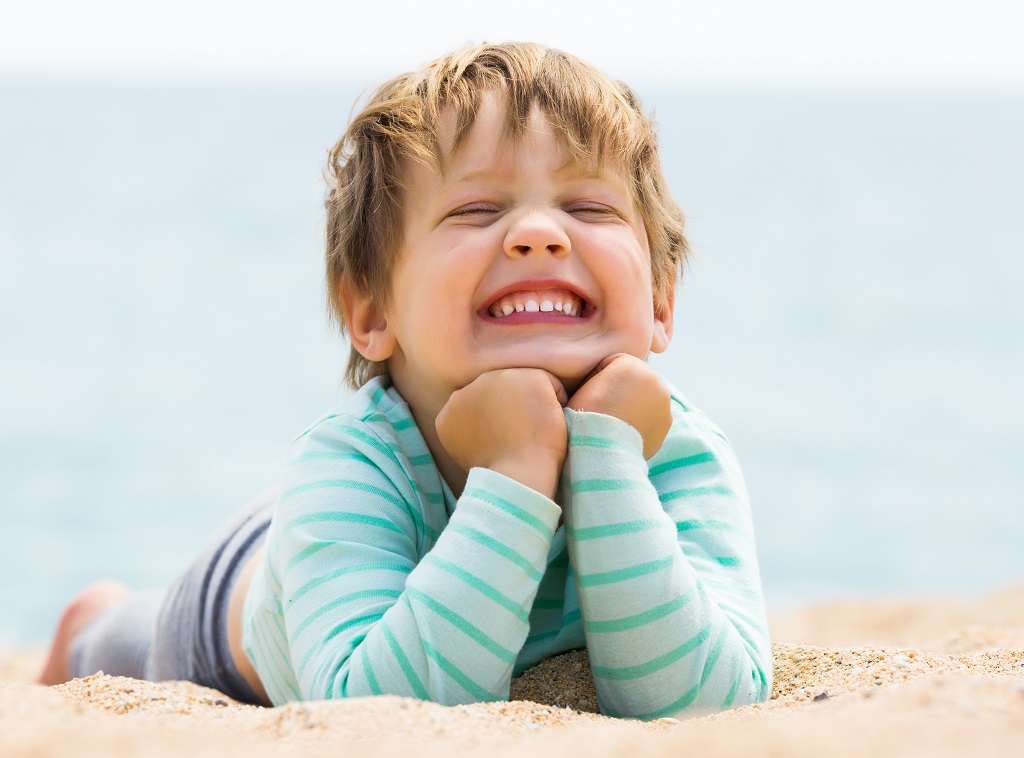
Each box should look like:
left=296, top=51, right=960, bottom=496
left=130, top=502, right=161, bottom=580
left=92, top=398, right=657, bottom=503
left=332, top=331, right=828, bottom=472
left=566, top=202, right=618, bottom=217
left=447, top=202, right=501, bottom=217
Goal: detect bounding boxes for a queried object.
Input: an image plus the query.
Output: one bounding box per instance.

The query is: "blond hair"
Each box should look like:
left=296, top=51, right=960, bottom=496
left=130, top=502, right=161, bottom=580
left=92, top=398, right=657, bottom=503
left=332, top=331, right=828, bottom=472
left=326, top=42, right=690, bottom=389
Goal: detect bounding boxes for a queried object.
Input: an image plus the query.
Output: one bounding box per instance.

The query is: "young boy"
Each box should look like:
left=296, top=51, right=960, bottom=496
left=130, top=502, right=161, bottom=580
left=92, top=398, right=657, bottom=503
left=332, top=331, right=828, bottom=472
left=39, top=42, right=772, bottom=720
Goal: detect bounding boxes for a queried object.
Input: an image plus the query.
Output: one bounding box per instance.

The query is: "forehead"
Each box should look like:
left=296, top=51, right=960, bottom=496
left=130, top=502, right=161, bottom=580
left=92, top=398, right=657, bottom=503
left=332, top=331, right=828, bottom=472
left=421, top=93, right=630, bottom=191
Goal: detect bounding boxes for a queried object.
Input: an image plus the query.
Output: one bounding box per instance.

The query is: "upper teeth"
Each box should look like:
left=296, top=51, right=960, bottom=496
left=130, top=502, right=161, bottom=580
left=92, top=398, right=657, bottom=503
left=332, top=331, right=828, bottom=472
left=487, top=289, right=585, bottom=319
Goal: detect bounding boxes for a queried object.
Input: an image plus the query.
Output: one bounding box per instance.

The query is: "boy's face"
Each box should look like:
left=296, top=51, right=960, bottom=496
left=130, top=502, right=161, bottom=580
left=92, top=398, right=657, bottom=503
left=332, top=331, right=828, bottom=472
left=367, top=93, right=673, bottom=415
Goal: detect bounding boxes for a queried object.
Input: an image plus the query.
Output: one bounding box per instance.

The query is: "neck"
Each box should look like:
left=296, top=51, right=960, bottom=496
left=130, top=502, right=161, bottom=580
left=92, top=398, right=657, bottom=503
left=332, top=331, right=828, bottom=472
left=385, top=371, right=469, bottom=498
left=408, top=399, right=469, bottom=498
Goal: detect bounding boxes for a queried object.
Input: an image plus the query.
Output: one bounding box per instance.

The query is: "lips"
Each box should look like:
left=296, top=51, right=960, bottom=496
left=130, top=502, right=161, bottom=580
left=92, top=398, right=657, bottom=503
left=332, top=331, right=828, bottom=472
left=481, top=282, right=593, bottom=320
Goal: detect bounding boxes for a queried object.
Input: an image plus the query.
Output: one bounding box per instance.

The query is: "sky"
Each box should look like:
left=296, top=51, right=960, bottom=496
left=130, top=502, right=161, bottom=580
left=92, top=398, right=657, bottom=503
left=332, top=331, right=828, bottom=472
left=2, top=0, right=1023, bottom=91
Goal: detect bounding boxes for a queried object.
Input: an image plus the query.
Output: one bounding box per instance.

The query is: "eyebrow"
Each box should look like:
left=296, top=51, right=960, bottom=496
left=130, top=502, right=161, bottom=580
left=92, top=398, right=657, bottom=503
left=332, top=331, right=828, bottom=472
left=446, top=159, right=608, bottom=187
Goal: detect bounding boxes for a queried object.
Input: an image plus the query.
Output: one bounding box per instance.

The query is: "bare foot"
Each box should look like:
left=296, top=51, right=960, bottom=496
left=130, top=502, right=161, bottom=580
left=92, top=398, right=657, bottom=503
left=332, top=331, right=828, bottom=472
left=37, top=581, right=132, bottom=686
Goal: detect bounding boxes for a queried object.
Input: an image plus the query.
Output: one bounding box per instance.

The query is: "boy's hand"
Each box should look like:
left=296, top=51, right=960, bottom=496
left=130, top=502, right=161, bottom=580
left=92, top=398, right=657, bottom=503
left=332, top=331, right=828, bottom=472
left=567, top=354, right=672, bottom=459
left=436, top=369, right=568, bottom=500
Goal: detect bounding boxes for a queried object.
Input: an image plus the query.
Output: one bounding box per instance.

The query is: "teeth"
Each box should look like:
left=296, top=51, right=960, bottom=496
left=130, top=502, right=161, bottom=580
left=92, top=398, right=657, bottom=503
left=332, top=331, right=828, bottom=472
left=487, top=289, right=587, bottom=319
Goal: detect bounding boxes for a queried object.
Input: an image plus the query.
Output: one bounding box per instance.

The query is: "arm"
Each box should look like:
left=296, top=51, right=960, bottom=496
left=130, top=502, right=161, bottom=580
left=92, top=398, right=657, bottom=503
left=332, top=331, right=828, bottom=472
left=563, top=357, right=772, bottom=719
left=256, top=371, right=567, bottom=705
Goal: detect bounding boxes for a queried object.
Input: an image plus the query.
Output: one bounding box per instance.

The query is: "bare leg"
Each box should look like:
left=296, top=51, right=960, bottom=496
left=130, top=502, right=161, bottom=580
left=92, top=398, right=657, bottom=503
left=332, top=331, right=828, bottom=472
left=37, top=581, right=133, bottom=685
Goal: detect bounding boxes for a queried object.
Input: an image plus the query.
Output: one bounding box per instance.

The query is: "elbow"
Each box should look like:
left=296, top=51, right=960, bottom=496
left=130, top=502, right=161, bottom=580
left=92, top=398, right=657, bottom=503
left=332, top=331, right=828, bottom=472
left=721, top=640, right=773, bottom=711
left=731, top=658, right=773, bottom=709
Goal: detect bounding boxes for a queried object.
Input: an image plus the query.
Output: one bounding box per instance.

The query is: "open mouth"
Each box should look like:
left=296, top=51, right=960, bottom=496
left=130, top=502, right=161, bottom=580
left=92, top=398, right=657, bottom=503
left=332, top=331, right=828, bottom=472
left=484, top=288, right=591, bottom=319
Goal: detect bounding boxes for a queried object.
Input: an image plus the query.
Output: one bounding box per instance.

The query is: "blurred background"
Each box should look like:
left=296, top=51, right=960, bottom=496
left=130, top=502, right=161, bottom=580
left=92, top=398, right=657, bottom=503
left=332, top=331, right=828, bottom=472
left=2, top=0, right=1022, bottom=647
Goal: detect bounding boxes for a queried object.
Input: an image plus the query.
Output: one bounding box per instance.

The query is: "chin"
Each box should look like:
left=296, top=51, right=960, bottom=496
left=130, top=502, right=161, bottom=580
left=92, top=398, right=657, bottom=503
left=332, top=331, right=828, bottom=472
left=479, top=351, right=600, bottom=396
left=551, top=368, right=591, bottom=397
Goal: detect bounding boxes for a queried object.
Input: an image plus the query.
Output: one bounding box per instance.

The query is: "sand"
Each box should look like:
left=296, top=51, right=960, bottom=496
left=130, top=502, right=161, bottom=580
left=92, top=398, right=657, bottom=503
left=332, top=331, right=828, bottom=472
left=3, top=587, right=1023, bottom=757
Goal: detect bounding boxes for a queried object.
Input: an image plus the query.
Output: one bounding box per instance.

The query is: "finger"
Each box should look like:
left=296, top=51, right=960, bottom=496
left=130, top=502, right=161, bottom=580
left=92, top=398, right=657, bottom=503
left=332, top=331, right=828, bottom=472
left=542, top=371, right=569, bottom=406
left=581, top=352, right=627, bottom=386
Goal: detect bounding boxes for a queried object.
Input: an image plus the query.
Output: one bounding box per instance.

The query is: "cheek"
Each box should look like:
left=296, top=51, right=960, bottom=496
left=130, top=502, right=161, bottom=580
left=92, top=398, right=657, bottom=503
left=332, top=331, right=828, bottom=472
left=443, top=242, right=494, bottom=296
left=597, top=240, right=655, bottom=299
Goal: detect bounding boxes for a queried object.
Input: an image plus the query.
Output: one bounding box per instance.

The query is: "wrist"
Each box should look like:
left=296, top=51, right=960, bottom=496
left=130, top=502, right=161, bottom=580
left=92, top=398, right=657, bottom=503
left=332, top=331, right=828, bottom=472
left=564, top=407, right=644, bottom=455
left=487, top=453, right=562, bottom=500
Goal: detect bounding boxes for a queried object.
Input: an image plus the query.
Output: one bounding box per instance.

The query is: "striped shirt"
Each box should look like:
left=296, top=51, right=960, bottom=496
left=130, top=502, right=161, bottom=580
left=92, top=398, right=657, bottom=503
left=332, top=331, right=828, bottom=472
left=242, top=376, right=772, bottom=719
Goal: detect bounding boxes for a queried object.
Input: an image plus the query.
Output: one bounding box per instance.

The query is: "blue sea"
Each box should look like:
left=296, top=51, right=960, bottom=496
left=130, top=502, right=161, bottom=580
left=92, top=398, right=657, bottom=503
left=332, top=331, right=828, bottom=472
left=2, top=81, right=1022, bottom=646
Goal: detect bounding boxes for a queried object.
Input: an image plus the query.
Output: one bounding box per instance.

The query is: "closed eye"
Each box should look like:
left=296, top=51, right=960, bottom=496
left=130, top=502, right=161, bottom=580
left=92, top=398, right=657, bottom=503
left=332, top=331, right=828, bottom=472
left=447, top=202, right=502, bottom=217
left=565, top=202, right=620, bottom=218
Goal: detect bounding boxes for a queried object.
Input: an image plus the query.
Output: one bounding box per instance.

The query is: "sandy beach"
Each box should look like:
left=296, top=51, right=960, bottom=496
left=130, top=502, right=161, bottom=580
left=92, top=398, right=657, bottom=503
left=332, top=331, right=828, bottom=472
left=3, top=587, right=1023, bottom=757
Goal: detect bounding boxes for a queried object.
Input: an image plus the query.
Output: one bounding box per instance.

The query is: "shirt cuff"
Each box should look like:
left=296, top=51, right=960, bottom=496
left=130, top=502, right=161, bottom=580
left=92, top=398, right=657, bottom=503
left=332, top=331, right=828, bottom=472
left=563, top=407, right=645, bottom=458
left=461, top=465, right=562, bottom=535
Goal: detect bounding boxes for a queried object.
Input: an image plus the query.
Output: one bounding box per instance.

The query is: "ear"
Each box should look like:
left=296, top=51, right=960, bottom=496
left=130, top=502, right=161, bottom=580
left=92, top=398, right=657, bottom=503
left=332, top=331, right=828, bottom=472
left=650, top=285, right=675, bottom=354
left=341, top=279, right=397, bottom=361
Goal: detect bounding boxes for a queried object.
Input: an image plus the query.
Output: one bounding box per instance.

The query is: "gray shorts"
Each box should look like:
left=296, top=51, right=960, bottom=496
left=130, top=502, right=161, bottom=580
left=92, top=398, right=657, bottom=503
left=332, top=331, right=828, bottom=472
left=68, top=492, right=275, bottom=705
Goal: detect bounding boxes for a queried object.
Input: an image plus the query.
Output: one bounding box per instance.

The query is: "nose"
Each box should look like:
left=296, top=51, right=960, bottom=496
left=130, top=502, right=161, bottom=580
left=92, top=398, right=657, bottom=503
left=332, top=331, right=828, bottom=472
left=503, top=210, right=571, bottom=258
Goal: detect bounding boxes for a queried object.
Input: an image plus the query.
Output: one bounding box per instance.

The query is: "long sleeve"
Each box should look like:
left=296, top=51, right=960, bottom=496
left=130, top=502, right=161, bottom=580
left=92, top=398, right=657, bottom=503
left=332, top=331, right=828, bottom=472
left=561, top=398, right=772, bottom=720
left=243, top=395, right=561, bottom=706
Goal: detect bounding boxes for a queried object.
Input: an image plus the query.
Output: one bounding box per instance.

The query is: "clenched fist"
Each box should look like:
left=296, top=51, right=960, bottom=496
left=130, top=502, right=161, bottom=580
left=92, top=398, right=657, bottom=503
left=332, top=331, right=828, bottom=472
left=436, top=368, right=569, bottom=500
left=567, top=354, right=672, bottom=459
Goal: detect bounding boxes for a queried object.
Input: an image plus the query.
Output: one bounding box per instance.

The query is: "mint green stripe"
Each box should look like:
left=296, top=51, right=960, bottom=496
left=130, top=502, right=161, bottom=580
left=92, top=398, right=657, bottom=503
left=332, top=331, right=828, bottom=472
left=700, top=627, right=730, bottom=686
left=430, top=557, right=529, bottom=623
left=592, top=625, right=711, bottom=681
left=757, top=659, right=770, bottom=698
left=715, top=556, right=742, bottom=567
left=370, top=385, right=386, bottom=405
left=426, top=492, right=444, bottom=505
left=624, top=681, right=702, bottom=720
left=575, top=555, right=674, bottom=587
left=676, top=519, right=737, bottom=533
left=448, top=523, right=542, bottom=581
left=408, top=454, right=433, bottom=466
left=292, top=588, right=401, bottom=640
left=311, top=655, right=334, bottom=697
left=392, top=417, right=415, bottom=431
left=721, top=607, right=764, bottom=636
left=648, top=451, right=716, bottom=477
left=281, top=479, right=407, bottom=513
left=562, top=607, right=581, bottom=626
left=722, top=672, right=742, bottom=710
left=570, top=435, right=634, bottom=453
left=252, top=620, right=302, bottom=701
left=406, top=587, right=516, bottom=663
left=286, top=540, right=334, bottom=573
left=266, top=548, right=281, bottom=588
left=662, top=485, right=733, bottom=502
left=422, top=639, right=495, bottom=701
left=327, top=424, right=394, bottom=460
left=464, top=487, right=554, bottom=538
left=290, top=561, right=409, bottom=603
left=583, top=588, right=696, bottom=634
left=291, top=450, right=372, bottom=465
left=360, top=646, right=382, bottom=695
left=381, top=619, right=429, bottom=699
left=573, top=478, right=647, bottom=494
left=568, top=518, right=663, bottom=540
left=297, top=613, right=379, bottom=681
left=703, top=579, right=761, bottom=602
left=525, top=627, right=561, bottom=644
left=283, top=509, right=406, bottom=536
